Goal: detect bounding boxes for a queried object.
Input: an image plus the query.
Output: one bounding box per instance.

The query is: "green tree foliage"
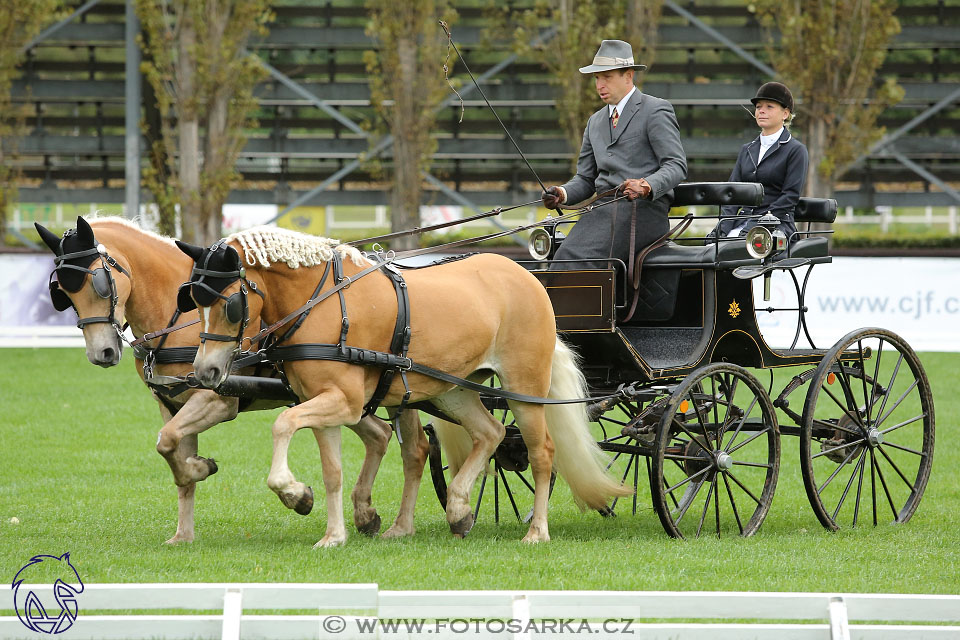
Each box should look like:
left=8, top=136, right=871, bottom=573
left=0, top=0, right=62, bottom=244
left=364, top=0, right=457, bottom=250
left=754, top=0, right=903, bottom=198
left=506, top=0, right=664, bottom=161
left=136, top=0, right=272, bottom=244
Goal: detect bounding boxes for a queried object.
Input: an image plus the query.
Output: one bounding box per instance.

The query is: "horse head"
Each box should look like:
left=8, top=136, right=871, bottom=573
left=176, top=239, right=253, bottom=389
left=35, top=217, right=131, bottom=366
left=12, top=552, right=85, bottom=634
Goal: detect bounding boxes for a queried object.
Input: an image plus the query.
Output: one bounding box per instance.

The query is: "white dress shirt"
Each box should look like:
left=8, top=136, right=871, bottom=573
left=757, top=127, right=783, bottom=163
left=609, top=86, right=638, bottom=121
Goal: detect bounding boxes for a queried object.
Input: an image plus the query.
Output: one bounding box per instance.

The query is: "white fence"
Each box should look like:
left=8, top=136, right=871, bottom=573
left=2, top=584, right=959, bottom=640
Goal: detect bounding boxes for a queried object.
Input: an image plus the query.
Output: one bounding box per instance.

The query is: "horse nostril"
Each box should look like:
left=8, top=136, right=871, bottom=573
left=205, top=367, right=222, bottom=387
left=100, top=347, right=117, bottom=363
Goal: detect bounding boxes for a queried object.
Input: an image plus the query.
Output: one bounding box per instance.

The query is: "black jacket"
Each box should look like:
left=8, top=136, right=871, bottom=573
left=713, top=128, right=809, bottom=238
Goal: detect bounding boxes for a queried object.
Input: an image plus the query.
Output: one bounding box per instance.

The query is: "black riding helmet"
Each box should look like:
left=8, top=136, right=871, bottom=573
left=751, top=82, right=794, bottom=112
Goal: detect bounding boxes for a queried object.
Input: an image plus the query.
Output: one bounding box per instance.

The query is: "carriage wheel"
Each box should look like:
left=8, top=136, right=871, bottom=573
left=425, top=389, right=556, bottom=526
left=800, top=328, right=934, bottom=531
left=651, top=363, right=780, bottom=539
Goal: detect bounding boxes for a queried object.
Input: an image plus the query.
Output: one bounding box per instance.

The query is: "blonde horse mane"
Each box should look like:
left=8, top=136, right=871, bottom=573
left=227, top=226, right=370, bottom=269
left=88, top=216, right=176, bottom=248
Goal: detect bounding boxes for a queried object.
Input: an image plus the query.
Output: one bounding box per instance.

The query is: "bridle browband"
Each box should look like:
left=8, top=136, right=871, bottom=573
left=48, top=230, right=131, bottom=336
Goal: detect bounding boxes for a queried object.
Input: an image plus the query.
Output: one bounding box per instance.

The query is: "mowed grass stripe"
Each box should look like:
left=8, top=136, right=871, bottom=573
left=1, top=349, right=957, bottom=592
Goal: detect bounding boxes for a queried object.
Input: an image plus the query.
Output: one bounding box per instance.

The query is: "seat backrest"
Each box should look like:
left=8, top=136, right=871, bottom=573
left=795, top=197, right=838, bottom=223
left=672, top=182, right=763, bottom=208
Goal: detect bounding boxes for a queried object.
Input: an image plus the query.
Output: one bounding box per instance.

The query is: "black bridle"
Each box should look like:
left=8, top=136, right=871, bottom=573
left=177, top=240, right=264, bottom=348
left=48, top=229, right=131, bottom=336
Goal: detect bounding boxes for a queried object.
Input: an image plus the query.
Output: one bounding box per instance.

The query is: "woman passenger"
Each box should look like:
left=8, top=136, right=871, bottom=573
left=711, top=82, right=809, bottom=241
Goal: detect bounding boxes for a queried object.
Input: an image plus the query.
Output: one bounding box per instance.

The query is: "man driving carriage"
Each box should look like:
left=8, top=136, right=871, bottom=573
left=541, top=39, right=687, bottom=269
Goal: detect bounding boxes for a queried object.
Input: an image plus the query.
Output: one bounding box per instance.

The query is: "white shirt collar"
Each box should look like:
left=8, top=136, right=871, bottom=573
left=609, top=86, right=637, bottom=117
left=760, top=127, right=784, bottom=146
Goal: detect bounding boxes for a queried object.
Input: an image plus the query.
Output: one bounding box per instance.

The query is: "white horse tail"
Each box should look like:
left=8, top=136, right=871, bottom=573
left=546, top=337, right=633, bottom=510
left=431, top=419, right=491, bottom=479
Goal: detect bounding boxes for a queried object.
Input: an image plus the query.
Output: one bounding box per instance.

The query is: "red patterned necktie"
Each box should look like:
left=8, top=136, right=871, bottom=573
left=612, top=107, right=619, bottom=129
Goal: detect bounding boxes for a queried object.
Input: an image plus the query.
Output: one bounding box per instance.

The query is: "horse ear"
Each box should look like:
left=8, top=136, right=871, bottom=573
left=76, top=216, right=95, bottom=246
left=34, top=223, right=62, bottom=255
left=226, top=245, right=241, bottom=269
left=175, top=240, right=205, bottom=262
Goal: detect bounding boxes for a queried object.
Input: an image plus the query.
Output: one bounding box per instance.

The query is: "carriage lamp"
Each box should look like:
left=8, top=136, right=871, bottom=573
left=744, top=214, right=787, bottom=301
left=528, top=227, right=552, bottom=260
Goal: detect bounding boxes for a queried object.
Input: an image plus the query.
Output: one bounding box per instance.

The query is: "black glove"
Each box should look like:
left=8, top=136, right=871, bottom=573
left=541, top=186, right=564, bottom=210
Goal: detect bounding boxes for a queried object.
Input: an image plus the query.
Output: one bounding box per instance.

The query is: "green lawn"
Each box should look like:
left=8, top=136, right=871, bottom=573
left=1, top=348, right=957, bottom=593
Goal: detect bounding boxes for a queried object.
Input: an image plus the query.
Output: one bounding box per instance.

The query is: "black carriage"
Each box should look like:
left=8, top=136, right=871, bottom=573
left=427, top=182, right=935, bottom=539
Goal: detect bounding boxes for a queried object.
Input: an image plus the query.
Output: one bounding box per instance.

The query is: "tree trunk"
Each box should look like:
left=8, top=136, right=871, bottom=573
left=804, top=118, right=834, bottom=199
left=390, top=35, right=420, bottom=251
left=177, top=15, right=202, bottom=244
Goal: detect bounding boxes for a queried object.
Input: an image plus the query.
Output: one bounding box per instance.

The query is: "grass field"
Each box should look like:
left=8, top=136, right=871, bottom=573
left=1, top=348, right=958, bottom=594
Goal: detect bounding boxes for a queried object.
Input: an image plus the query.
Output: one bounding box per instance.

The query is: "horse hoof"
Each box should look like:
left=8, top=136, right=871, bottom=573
left=357, top=513, right=382, bottom=537
left=449, top=513, right=475, bottom=537
left=205, top=458, right=219, bottom=477
left=294, top=486, right=314, bottom=516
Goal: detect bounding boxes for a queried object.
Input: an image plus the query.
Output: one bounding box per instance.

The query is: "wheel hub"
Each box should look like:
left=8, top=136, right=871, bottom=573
left=867, top=427, right=884, bottom=448
left=715, top=451, right=733, bottom=471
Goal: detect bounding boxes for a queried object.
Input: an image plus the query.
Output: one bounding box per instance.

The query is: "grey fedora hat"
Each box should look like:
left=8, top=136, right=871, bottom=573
left=579, top=40, right=647, bottom=74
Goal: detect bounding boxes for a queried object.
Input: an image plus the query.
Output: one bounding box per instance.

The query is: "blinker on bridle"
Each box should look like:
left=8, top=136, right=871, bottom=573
left=48, top=229, right=131, bottom=333
left=177, top=241, right=263, bottom=346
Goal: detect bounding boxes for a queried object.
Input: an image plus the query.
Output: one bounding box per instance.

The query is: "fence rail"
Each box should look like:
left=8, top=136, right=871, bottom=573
left=2, top=584, right=959, bottom=640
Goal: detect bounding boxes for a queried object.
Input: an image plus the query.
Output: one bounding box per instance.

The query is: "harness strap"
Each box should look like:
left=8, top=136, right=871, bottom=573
left=621, top=213, right=695, bottom=323
left=362, top=263, right=412, bottom=418
left=265, top=343, right=622, bottom=406
left=275, top=261, right=332, bottom=345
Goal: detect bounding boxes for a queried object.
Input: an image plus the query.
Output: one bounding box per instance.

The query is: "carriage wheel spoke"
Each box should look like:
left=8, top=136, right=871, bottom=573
left=874, top=379, right=920, bottom=430
left=664, top=465, right=711, bottom=498
left=717, top=376, right=740, bottom=449
left=723, top=396, right=759, bottom=453
left=727, top=425, right=772, bottom=456
left=633, top=450, right=640, bottom=515
left=881, top=440, right=926, bottom=457
left=474, top=471, right=487, bottom=520
left=732, top=460, right=773, bottom=469
left=873, top=453, right=900, bottom=520
left=689, top=388, right=714, bottom=451
left=856, top=340, right=871, bottom=425
left=713, top=472, right=721, bottom=538
left=721, top=473, right=744, bottom=535
left=831, top=448, right=866, bottom=521
left=724, top=469, right=763, bottom=506
left=828, top=373, right=866, bottom=431
left=695, top=474, right=716, bottom=537
left=877, top=445, right=917, bottom=493
left=853, top=444, right=866, bottom=527
left=868, top=339, right=885, bottom=423
left=817, top=444, right=862, bottom=495
left=497, top=467, right=522, bottom=523
left=812, top=437, right=866, bottom=460
left=605, top=450, right=624, bottom=472
left=873, top=352, right=905, bottom=426
left=871, top=449, right=878, bottom=526
left=674, top=420, right=713, bottom=456
left=879, top=412, right=925, bottom=436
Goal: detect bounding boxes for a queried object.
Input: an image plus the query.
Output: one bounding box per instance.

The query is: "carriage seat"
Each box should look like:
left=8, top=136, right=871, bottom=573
left=775, top=197, right=838, bottom=261
left=644, top=237, right=754, bottom=268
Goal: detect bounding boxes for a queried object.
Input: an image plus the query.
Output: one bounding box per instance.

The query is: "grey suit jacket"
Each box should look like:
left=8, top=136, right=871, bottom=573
left=561, top=90, right=687, bottom=206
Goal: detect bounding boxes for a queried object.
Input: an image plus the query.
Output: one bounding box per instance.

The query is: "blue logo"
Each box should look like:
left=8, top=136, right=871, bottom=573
left=12, top=553, right=84, bottom=634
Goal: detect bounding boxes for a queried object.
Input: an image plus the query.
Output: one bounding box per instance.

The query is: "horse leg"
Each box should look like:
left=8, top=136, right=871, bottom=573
left=432, top=389, right=505, bottom=537
left=155, top=390, right=238, bottom=486
left=155, top=392, right=238, bottom=544
left=382, top=410, right=429, bottom=539
left=310, top=427, right=348, bottom=548
left=506, top=402, right=555, bottom=543
left=344, top=415, right=392, bottom=536
left=265, top=390, right=358, bottom=548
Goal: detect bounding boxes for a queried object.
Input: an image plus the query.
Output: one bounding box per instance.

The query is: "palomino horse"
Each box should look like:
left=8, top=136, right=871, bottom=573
left=178, top=227, right=632, bottom=543
left=35, top=217, right=394, bottom=545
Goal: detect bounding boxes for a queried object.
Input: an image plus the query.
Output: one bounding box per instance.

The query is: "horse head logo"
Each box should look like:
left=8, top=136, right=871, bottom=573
left=12, top=553, right=84, bottom=634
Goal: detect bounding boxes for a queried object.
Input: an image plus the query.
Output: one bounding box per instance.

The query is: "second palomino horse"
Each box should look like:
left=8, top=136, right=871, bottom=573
left=177, top=227, right=632, bottom=543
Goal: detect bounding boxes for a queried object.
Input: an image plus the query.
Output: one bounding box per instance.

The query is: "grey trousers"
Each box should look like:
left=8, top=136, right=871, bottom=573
left=551, top=197, right=670, bottom=271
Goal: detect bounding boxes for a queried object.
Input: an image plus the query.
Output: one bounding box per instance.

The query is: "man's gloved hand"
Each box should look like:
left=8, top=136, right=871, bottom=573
left=542, top=186, right=564, bottom=210
left=622, top=178, right=652, bottom=200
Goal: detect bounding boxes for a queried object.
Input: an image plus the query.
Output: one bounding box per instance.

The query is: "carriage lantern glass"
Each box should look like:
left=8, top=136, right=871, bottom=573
left=528, top=227, right=552, bottom=260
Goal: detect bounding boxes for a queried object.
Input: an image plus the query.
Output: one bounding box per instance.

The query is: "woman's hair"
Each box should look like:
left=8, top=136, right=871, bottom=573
left=784, top=110, right=797, bottom=130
